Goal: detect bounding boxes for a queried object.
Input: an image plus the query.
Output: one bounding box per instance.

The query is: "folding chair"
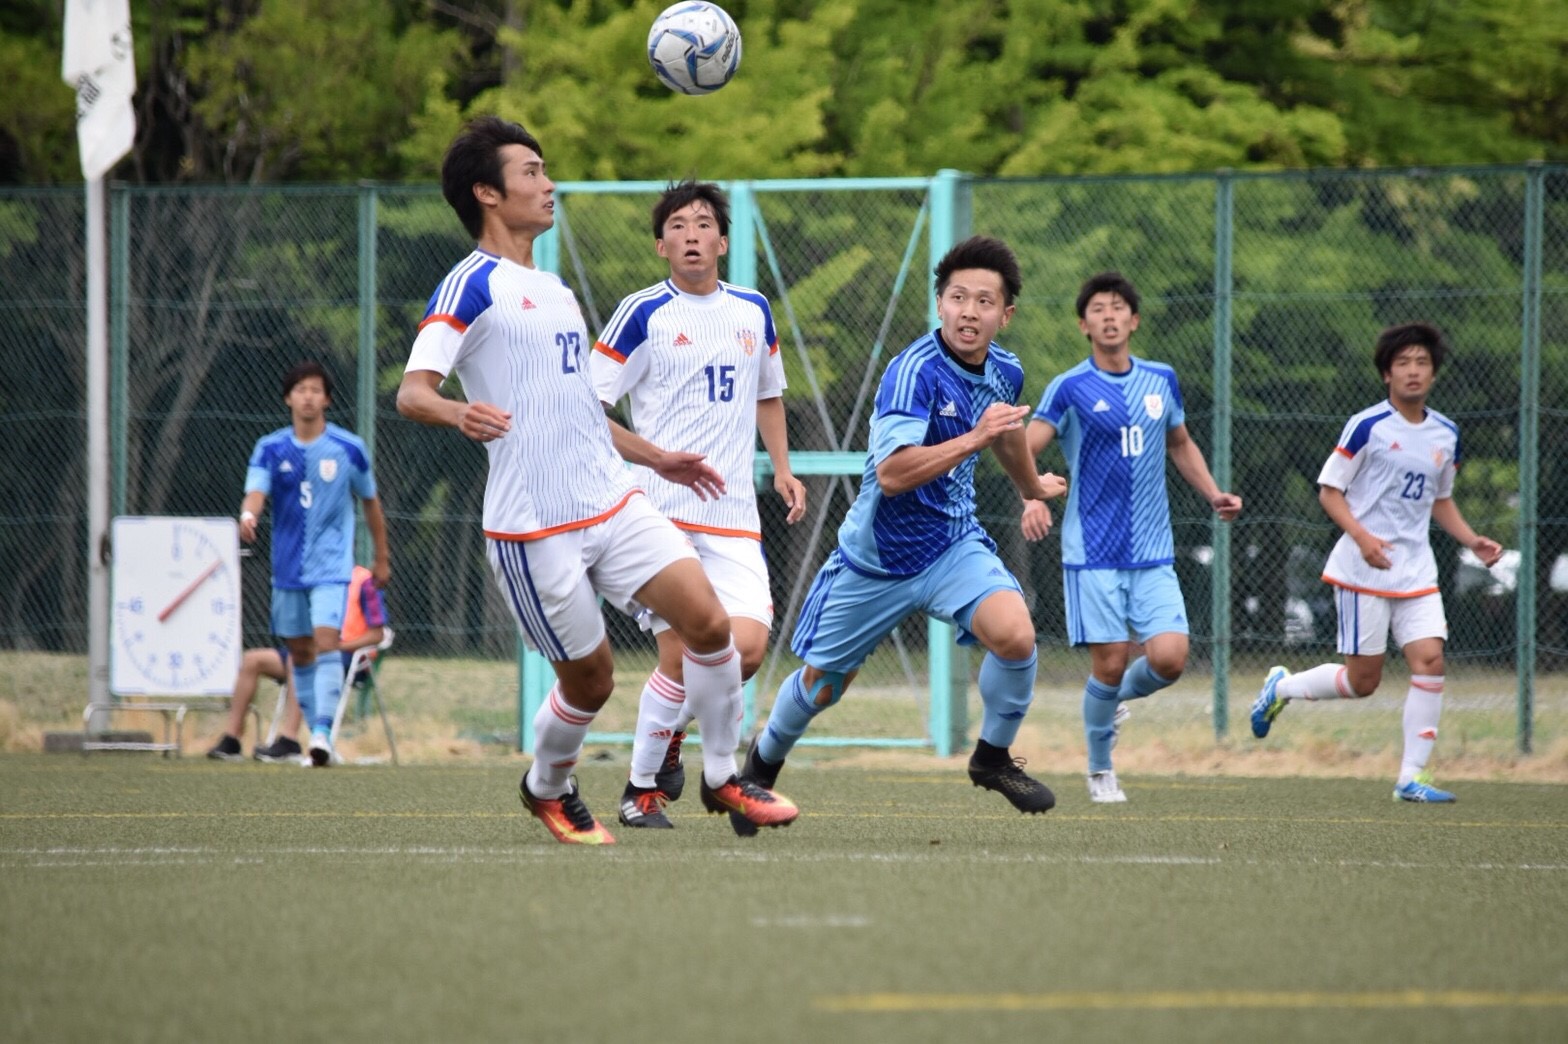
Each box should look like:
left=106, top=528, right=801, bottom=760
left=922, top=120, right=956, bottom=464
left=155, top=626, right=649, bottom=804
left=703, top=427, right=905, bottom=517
left=265, top=627, right=398, bottom=765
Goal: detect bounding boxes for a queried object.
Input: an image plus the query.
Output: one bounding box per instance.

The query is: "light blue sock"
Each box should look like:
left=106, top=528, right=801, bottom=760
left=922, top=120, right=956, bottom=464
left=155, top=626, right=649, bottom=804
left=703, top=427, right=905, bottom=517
left=291, top=660, right=318, bottom=727
left=978, top=650, right=1037, bottom=748
left=759, top=669, right=824, bottom=764
left=1118, top=655, right=1176, bottom=702
left=311, top=655, right=345, bottom=735
left=1084, top=676, right=1120, bottom=773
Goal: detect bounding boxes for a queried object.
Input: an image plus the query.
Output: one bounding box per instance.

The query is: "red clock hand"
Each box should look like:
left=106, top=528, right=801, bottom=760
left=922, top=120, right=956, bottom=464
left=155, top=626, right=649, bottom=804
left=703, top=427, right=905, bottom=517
left=156, top=560, right=222, bottom=622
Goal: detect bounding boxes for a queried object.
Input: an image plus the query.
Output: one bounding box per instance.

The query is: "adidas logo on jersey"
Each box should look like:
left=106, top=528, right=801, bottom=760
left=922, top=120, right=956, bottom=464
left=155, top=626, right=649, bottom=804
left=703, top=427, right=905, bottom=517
left=521, top=297, right=537, bottom=310
left=279, top=461, right=294, bottom=472
left=1389, top=441, right=1402, bottom=451
left=939, top=399, right=958, bottom=417
left=1092, top=399, right=1111, bottom=413
left=673, top=332, right=693, bottom=346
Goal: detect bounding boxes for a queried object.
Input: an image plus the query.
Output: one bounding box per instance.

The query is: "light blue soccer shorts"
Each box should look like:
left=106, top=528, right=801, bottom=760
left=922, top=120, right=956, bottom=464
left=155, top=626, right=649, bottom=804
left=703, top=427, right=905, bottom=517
left=270, top=583, right=349, bottom=639
left=1063, top=565, right=1188, bottom=647
left=790, top=535, right=1022, bottom=673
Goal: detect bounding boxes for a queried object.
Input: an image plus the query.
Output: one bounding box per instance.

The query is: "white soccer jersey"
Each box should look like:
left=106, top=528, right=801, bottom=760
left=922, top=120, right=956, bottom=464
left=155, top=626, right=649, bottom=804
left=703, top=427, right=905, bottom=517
left=406, top=250, right=638, bottom=540
left=591, top=280, right=784, bottom=538
left=1317, top=400, right=1461, bottom=597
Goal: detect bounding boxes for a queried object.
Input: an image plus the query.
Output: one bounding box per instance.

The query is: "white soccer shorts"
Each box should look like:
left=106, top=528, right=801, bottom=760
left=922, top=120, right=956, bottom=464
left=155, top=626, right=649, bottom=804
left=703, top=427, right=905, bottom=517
left=487, top=494, right=699, bottom=662
left=638, top=531, right=772, bottom=634
left=1333, top=587, right=1448, bottom=657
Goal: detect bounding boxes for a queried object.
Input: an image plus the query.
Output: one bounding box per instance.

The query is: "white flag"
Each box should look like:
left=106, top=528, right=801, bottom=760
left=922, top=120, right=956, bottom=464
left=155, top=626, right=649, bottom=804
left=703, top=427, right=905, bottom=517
left=61, top=0, right=136, bottom=180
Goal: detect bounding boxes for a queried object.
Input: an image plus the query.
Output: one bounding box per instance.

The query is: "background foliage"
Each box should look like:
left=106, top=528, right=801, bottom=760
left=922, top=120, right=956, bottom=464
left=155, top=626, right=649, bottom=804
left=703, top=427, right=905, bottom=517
left=2, top=0, right=1564, bottom=186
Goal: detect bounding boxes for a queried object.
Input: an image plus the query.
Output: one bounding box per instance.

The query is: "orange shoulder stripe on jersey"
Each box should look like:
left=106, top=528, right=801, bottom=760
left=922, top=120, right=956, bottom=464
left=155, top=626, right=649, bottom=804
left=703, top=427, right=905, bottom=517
left=672, top=520, right=763, bottom=541
left=484, top=489, right=643, bottom=543
left=1322, top=576, right=1439, bottom=599
left=767, top=339, right=780, bottom=356
left=418, top=313, right=468, bottom=334
left=1333, top=446, right=1354, bottom=458
left=593, top=340, right=628, bottom=364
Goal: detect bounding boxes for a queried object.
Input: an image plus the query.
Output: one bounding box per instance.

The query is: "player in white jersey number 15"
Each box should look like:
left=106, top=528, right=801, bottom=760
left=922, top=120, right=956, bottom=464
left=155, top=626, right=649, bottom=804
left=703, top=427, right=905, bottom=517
left=396, top=117, right=798, bottom=844
left=589, top=179, right=806, bottom=830
left=1249, top=322, right=1503, bottom=804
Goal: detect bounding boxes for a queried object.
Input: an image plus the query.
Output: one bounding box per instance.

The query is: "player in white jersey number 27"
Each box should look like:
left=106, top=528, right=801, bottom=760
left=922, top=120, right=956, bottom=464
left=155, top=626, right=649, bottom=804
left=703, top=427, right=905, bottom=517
left=590, top=179, right=807, bottom=831
left=1249, top=322, right=1503, bottom=804
left=396, top=117, right=798, bottom=844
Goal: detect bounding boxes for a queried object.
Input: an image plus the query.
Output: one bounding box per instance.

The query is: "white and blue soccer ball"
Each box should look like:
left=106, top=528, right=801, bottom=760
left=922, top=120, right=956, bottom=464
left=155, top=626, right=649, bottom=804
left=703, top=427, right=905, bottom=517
left=647, top=2, right=742, bottom=96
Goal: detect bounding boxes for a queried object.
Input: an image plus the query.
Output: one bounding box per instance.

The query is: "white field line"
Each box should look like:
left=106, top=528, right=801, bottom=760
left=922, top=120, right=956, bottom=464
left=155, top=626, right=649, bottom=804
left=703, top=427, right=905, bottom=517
left=3, top=846, right=1567, bottom=872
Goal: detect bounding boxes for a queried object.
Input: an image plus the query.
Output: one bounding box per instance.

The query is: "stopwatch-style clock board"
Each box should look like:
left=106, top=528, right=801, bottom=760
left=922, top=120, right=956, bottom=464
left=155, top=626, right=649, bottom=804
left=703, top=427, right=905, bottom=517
left=110, top=516, right=242, bottom=696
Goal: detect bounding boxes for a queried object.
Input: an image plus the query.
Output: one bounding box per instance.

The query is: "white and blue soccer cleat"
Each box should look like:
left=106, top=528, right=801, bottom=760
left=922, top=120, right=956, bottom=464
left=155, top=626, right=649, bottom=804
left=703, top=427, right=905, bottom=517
left=1250, top=665, right=1290, bottom=739
left=1394, top=772, right=1456, bottom=803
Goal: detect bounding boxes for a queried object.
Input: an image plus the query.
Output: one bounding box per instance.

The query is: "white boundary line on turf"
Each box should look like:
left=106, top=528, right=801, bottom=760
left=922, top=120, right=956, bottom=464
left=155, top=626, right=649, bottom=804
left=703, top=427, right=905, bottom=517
left=4, top=846, right=1568, bottom=873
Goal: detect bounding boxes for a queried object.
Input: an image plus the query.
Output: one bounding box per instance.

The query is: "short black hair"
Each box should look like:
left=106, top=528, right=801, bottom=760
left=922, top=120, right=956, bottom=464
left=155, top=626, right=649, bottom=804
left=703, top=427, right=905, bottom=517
left=1374, top=322, right=1447, bottom=376
left=440, top=116, right=545, bottom=239
left=653, top=179, right=730, bottom=239
left=282, top=361, right=333, bottom=401
left=933, top=236, right=1022, bottom=305
left=1075, top=271, right=1140, bottom=317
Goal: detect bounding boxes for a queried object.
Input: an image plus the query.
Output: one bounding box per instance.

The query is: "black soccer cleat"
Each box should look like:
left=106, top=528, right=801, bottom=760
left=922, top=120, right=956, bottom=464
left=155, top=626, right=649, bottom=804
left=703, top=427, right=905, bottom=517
left=206, top=734, right=243, bottom=761
left=618, top=783, right=675, bottom=829
left=655, top=730, right=686, bottom=804
left=738, top=732, right=784, bottom=790
left=967, top=755, right=1056, bottom=814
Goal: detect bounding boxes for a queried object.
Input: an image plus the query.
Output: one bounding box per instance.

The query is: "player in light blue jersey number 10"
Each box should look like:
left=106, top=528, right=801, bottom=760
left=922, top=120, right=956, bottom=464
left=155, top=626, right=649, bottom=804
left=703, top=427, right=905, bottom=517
left=742, top=236, right=1068, bottom=817
left=240, top=361, right=390, bottom=768
left=1023, top=272, right=1241, bottom=804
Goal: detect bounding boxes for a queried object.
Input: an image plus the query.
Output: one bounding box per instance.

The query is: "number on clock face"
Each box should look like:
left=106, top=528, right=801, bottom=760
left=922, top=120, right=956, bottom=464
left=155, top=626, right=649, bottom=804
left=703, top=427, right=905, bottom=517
left=113, top=520, right=239, bottom=692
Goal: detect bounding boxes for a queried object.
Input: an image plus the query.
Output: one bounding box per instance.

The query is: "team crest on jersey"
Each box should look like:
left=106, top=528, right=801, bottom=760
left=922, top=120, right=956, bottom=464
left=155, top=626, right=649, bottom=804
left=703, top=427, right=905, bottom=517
left=318, top=459, right=338, bottom=482
left=736, top=329, right=757, bottom=356
left=1433, top=449, right=1446, bottom=468
left=1144, top=394, right=1164, bottom=420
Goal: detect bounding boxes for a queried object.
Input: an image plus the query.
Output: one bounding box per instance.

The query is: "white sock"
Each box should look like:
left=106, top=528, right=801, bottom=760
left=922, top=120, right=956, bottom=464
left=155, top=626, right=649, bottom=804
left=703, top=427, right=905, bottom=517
left=525, top=686, right=595, bottom=798
left=1277, top=663, right=1353, bottom=701
left=683, top=641, right=742, bottom=787
left=1398, top=675, right=1444, bottom=785
left=629, top=671, right=686, bottom=788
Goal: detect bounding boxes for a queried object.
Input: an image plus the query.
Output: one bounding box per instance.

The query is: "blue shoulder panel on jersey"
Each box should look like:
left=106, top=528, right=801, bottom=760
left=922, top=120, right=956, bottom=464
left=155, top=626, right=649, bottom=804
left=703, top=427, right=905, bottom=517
left=1342, top=408, right=1394, bottom=456
left=424, top=252, right=498, bottom=327
left=877, top=336, right=941, bottom=416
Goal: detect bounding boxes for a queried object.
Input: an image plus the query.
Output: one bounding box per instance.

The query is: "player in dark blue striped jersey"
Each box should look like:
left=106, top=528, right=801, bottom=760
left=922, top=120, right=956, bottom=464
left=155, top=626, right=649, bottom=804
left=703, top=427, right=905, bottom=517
left=742, top=236, right=1068, bottom=815
left=1023, top=272, right=1241, bottom=803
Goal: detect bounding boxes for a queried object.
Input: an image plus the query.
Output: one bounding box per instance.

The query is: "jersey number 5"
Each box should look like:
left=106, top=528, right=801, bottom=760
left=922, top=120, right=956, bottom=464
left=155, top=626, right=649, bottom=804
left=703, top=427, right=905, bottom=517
left=300, top=480, right=313, bottom=509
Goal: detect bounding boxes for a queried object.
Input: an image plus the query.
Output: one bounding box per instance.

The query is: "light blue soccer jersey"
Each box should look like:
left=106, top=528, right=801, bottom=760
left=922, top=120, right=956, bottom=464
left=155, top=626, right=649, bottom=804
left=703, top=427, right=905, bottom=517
left=837, top=333, right=1025, bottom=577
left=245, top=423, right=375, bottom=589
left=1034, top=356, right=1184, bottom=569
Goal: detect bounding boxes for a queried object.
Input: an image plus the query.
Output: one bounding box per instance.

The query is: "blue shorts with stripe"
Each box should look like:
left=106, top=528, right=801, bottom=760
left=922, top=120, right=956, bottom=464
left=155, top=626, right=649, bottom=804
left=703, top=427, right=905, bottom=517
left=270, top=584, right=349, bottom=639
left=1062, top=564, right=1187, bottom=647
left=790, top=535, right=1022, bottom=673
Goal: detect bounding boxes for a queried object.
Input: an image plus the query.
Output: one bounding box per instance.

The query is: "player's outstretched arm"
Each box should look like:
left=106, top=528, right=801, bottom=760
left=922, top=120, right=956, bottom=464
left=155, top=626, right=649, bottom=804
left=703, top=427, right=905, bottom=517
left=238, top=490, right=266, bottom=543
left=1167, top=423, right=1242, bottom=520
left=396, top=370, right=512, bottom=443
left=877, top=402, right=1029, bottom=496
left=1320, top=485, right=1392, bottom=570
left=992, top=424, right=1067, bottom=502
left=605, top=415, right=725, bottom=501
left=361, top=496, right=391, bottom=587
left=1431, top=498, right=1504, bottom=567
left=757, top=397, right=805, bottom=524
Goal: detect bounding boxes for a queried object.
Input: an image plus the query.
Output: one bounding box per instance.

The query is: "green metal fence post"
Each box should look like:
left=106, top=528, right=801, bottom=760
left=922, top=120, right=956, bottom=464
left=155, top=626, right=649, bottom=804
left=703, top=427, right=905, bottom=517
left=517, top=210, right=562, bottom=748
left=1210, top=172, right=1235, bottom=738
left=356, top=183, right=378, bottom=567
left=926, top=169, right=968, bottom=757
left=728, top=180, right=760, bottom=731
left=109, top=184, right=129, bottom=517
left=1516, top=162, right=1543, bottom=755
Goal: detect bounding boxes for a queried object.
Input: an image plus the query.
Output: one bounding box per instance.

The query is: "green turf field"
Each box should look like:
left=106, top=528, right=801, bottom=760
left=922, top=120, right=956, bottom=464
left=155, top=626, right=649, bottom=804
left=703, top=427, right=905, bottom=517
left=2, top=756, right=1565, bottom=1042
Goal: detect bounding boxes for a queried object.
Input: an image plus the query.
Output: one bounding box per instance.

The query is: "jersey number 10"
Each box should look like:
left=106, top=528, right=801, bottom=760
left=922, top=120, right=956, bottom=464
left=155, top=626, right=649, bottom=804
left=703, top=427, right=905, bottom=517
left=1120, top=425, right=1146, bottom=457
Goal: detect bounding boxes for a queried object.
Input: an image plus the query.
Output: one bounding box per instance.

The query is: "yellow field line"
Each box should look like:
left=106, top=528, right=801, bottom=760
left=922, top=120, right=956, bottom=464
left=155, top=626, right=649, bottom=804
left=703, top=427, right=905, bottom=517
left=814, top=990, right=1568, bottom=1013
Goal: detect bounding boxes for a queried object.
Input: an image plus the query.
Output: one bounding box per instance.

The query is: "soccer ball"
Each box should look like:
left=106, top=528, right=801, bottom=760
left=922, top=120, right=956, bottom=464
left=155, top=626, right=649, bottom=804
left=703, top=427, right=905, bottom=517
left=647, top=2, right=742, bottom=96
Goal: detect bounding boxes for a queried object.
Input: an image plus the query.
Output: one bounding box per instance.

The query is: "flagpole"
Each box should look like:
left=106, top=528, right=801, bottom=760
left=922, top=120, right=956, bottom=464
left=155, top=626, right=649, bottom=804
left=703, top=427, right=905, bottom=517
left=86, top=173, right=110, bottom=731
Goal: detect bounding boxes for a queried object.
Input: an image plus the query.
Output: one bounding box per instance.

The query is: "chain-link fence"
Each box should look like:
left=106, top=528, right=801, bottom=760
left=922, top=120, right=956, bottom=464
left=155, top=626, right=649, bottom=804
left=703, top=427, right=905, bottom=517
left=2, top=166, right=1562, bottom=750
